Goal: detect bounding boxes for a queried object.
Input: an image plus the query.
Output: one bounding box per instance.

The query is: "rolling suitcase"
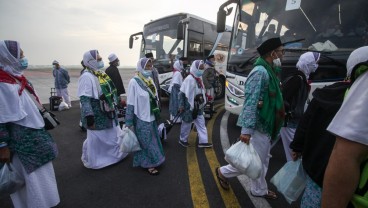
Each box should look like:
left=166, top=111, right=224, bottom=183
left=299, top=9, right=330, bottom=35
left=49, top=88, right=62, bottom=111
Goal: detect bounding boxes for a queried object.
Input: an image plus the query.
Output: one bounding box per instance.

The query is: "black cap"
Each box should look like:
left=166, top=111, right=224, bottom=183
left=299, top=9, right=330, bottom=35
left=206, top=54, right=214, bottom=60
left=257, top=37, right=283, bottom=56
left=145, top=52, right=154, bottom=58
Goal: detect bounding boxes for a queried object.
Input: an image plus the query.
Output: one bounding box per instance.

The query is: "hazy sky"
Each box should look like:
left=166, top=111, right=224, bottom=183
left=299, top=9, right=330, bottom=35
left=0, top=0, right=231, bottom=67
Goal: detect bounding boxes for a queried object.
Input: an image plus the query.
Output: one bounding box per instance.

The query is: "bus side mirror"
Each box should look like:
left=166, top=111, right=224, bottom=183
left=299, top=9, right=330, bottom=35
left=217, top=9, right=226, bottom=33
left=129, top=36, right=134, bottom=49
left=177, top=22, right=184, bottom=40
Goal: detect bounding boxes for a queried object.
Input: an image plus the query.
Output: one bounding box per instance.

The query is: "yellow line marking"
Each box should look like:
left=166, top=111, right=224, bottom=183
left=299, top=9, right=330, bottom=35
left=205, top=104, right=240, bottom=207
left=187, top=103, right=240, bottom=208
left=188, top=126, right=209, bottom=207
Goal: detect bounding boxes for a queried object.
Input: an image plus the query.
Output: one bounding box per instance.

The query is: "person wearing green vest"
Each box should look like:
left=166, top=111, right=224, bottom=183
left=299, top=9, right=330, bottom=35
left=215, top=37, right=285, bottom=199
left=322, top=46, right=368, bottom=207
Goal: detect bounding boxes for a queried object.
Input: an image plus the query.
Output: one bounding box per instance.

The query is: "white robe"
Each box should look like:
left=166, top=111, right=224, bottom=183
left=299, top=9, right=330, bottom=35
left=127, top=77, right=156, bottom=122
left=78, top=70, right=128, bottom=169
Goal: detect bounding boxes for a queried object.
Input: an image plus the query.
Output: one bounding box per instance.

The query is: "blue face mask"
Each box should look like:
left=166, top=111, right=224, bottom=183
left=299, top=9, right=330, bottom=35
left=97, top=61, right=104, bottom=69
left=195, top=69, right=204, bottom=77
left=19, top=57, right=28, bottom=70
left=141, top=70, right=152, bottom=78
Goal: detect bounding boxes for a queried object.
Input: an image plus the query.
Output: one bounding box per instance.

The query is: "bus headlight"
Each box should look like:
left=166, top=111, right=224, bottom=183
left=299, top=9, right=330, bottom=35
left=226, top=80, right=244, bottom=98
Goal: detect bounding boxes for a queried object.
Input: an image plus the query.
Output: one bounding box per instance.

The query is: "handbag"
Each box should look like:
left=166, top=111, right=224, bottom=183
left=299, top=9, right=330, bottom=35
left=40, top=109, right=60, bottom=130
left=25, top=89, right=60, bottom=130
left=270, top=159, right=307, bottom=204
left=119, top=126, right=141, bottom=153
left=224, top=141, right=262, bottom=179
left=11, top=75, right=60, bottom=130
left=0, top=163, right=25, bottom=198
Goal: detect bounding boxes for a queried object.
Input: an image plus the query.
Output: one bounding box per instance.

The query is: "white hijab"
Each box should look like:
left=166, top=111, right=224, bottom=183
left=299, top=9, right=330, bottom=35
left=180, top=60, right=206, bottom=110
left=173, top=60, right=184, bottom=72
left=78, top=50, right=102, bottom=99
left=83, top=50, right=100, bottom=71
left=126, top=58, right=156, bottom=122
left=0, top=40, right=44, bottom=129
left=0, top=40, right=23, bottom=76
left=296, top=52, right=320, bottom=79
left=169, top=60, right=184, bottom=92
left=346, top=46, right=368, bottom=77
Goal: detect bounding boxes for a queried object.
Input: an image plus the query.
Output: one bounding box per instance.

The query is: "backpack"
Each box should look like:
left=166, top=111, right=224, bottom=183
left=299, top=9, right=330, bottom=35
left=282, top=75, right=308, bottom=121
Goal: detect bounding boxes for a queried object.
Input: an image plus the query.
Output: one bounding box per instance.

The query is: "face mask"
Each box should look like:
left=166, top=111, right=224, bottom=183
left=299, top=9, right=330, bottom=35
left=116, top=61, right=120, bottom=67
left=141, top=70, right=152, bottom=78
left=196, top=69, right=204, bottom=77
left=273, top=58, right=282, bottom=67
left=311, top=63, right=318, bottom=72
left=97, top=61, right=104, bottom=69
left=19, top=57, right=28, bottom=70
left=271, top=51, right=282, bottom=67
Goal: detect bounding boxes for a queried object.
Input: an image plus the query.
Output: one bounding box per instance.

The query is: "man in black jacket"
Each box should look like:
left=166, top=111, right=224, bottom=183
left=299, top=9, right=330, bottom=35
left=105, top=53, right=125, bottom=97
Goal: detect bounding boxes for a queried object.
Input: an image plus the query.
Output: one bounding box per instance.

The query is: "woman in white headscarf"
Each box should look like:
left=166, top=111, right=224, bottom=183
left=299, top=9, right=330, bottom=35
left=0, top=40, right=60, bottom=207
left=78, top=50, right=128, bottom=169
left=168, top=59, right=185, bottom=123
left=280, top=51, right=320, bottom=161
left=178, top=60, right=212, bottom=148
left=125, top=57, right=165, bottom=176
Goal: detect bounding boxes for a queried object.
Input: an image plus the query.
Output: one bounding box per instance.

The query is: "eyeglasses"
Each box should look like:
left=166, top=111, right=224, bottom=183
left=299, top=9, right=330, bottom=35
left=275, top=49, right=285, bottom=55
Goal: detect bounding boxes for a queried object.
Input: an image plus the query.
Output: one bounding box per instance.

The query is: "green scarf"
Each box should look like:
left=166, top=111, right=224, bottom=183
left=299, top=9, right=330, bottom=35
left=254, top=57, right=285, bottom=140
left=345, top=64, right=368, bottom=96
left=138, top=72, right=157, bottom=97
left=89, top=69, right=118, bottom=109
left=354, top=65, right=368, bottom=81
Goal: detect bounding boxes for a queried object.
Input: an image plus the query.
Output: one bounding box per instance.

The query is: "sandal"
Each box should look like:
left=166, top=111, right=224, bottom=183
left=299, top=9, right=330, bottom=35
left=215, top=167, right=229, bottom=190
left=147, top=168, right=159, bottom=176
left=251, top=190, right=278, bottom=200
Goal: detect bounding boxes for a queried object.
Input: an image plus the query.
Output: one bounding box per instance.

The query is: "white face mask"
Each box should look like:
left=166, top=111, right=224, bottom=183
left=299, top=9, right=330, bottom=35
left=272, top=52, right=282, bottom=67
left=311, top=63, right=318, bottom=72
left=273, top=58, right=282, bottom=67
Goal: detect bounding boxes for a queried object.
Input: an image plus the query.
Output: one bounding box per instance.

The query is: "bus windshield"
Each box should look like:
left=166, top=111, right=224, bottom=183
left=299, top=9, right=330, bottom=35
left=229, top=0, right=368, bottom=78
left=143, top=15, right=185, bottom=74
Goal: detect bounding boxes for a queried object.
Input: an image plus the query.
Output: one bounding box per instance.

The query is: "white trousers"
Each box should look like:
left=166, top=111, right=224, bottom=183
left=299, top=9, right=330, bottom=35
left=220, top=130, right=271, bottom=196
left=180, top=115, right=208, bottom=144
left=56, top=88, right=71, bottom=107
left=280, top=127, right=296, bottom=162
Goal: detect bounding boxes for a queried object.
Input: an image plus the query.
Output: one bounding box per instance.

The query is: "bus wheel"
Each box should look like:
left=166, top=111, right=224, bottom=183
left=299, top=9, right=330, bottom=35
left=214, top=76, right=225, bottom=99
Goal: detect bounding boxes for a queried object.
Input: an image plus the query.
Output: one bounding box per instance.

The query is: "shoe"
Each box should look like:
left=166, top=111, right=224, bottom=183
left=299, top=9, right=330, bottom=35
left=215, top=167, right=229, bottom=190
left=198, top=143, right=213, bottom=148
left=147, top=168, right=159, bottom=176
left=250, top=190, right=278, bottom=200
left=179, top=140, right=190, bottom=147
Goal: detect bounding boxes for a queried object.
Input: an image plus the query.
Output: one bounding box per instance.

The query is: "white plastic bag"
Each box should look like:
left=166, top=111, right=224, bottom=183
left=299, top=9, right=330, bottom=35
left=58, top=101, right=69, bottom=111
left=0, top=163, right=25, bottom=198
left=119, top=126, right=141, bottom=153
left=270, top=159, right=307, bottom=204
left=224, top=141, right=262, bottom=179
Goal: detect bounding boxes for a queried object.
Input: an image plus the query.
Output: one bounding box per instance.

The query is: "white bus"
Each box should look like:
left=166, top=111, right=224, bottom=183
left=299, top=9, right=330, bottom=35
left=129, top=13, right=231, bottom=99
left=217, top=0, right=368, bottom=115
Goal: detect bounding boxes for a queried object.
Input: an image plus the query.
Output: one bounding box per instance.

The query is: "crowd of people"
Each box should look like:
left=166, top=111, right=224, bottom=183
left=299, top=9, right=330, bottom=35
left=0, top=37, right=367, bottom=207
